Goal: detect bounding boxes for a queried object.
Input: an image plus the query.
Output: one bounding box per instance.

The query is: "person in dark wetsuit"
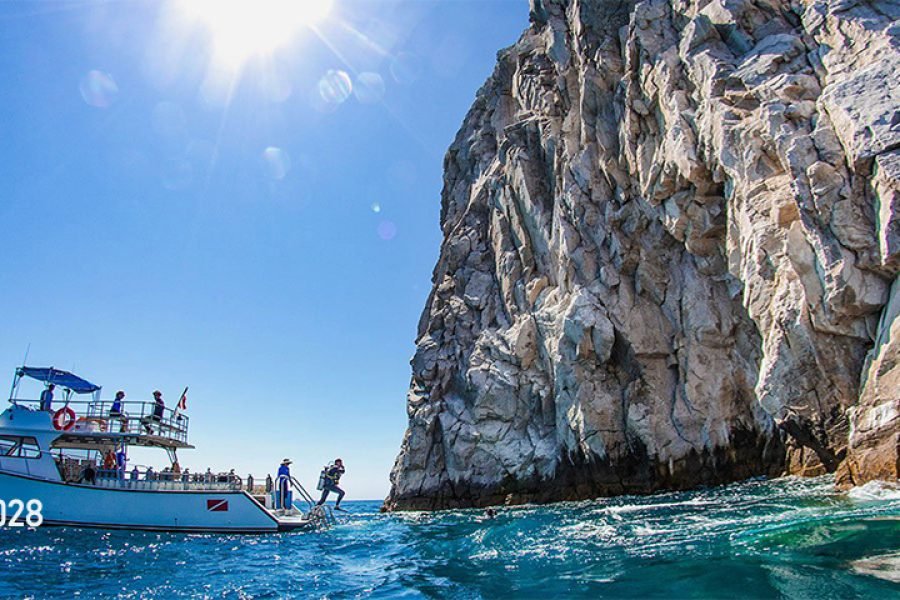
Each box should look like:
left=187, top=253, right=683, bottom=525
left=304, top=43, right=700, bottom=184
left=317, top=458, right=346, bottom=510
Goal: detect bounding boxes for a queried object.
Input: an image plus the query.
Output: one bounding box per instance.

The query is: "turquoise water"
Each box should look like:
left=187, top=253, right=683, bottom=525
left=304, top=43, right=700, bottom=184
left=1, top=476, right=899, bottom=598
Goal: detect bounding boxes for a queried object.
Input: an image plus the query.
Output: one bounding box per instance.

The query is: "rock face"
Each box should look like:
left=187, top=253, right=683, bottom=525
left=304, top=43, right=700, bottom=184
left=385, top=0, right=900, bottom=510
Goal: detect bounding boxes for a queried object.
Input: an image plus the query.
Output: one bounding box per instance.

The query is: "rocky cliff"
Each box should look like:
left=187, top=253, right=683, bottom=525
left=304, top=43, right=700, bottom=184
left=385, top=0, right=900, bottom=510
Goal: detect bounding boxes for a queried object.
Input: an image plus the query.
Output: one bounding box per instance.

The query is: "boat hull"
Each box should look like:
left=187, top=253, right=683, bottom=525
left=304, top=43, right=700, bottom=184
left=0, top=471, right=301, bottom=533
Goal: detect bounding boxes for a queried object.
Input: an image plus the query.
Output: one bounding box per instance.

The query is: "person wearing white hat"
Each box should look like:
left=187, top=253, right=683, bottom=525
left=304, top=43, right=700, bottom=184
left=277, top=458, right=292, bottom=511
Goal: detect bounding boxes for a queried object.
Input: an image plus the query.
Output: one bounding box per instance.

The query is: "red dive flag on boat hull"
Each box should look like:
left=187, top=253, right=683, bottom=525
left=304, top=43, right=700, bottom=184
left=206, top=499, right=229, bottom=512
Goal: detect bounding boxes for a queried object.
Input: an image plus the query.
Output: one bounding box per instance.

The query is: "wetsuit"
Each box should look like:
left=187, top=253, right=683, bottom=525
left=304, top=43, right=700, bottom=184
left=316, top=464, right=345, bottom=507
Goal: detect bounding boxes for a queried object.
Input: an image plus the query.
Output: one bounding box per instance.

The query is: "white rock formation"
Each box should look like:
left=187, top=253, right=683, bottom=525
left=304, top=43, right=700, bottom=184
left=386, top=0, right=900, bottom=510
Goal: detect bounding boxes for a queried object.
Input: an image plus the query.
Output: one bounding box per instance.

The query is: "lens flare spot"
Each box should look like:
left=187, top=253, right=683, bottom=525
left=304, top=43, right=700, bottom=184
left=318, top=70, right=352, bottom=105
left=377, top=220, right=397, bottom=241
left=308, top=87, right=338, bottom=114
left=79, top=70, right=119, bottom=108
left=371, top=202, right=381, bottom=213
left=262, top=147, right=291, bottom=180
left=354, top=72, right=385, bottom=104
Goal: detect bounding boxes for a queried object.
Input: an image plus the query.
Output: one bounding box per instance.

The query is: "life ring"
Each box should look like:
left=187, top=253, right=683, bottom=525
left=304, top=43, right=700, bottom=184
left=53, top=407, right=76, bottom=431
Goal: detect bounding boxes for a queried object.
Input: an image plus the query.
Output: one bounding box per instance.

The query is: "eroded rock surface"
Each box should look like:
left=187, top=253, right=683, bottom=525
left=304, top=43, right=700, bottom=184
left=386, top=0, right=900, bottom=510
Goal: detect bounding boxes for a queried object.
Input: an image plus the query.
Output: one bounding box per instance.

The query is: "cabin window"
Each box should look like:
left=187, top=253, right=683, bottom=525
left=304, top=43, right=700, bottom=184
left=0, top=435, right=16, bottom=455
left=0, top=435, right=41, bottom=459
left=18, top=437, right=41, bottom=459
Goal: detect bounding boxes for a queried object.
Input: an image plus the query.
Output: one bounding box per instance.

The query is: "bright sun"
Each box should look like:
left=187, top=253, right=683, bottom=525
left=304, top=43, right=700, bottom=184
left=180, top=0, right=333, bottom=66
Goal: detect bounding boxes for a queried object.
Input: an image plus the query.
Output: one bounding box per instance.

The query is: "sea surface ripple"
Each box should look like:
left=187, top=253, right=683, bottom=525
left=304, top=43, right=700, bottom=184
left=1, top=476, right=899, bottom=598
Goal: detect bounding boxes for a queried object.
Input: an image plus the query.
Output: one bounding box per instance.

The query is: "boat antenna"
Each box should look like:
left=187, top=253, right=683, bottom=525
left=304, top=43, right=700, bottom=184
left=22, top=343, right=31, bottom=367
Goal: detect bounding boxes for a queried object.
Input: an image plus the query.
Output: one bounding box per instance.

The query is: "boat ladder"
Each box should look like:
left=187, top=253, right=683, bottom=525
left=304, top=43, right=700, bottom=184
left=275, top=475, right=335, bottom=529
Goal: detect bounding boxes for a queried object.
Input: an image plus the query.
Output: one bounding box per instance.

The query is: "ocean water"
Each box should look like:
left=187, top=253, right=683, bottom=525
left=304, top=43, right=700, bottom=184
left=1, top=476, right=899, bottom=598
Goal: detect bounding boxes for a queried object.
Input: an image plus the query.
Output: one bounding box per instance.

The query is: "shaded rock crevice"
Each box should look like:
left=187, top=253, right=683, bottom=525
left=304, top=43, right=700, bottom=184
left=386, top=0, right=900, bottom=510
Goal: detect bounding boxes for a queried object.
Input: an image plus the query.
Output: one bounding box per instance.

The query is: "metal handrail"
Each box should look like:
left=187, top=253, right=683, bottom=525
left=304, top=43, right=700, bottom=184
left=93, top=476, right=242, bottom=492
left=60, top=459, right=246, bottom=491
left=275, top=474, right=334, bottom=527
left=290, top=475, right=318, bottom=508
left=10, top=398, right=190, bottom=444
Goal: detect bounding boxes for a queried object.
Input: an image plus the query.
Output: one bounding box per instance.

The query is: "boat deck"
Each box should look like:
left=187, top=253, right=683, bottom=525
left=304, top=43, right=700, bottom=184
left=12, top=399, right=192, bottom=449
left=275, top=513, right=314, bottom=531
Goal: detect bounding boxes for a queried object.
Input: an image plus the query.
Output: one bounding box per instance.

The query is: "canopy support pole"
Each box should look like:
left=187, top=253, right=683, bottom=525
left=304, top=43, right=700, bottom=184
left=8, top=369, right=23, bottom=406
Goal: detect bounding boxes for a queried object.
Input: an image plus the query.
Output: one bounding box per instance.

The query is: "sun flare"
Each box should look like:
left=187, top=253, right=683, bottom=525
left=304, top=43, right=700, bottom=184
left=180, top=0, right=333, bottom=66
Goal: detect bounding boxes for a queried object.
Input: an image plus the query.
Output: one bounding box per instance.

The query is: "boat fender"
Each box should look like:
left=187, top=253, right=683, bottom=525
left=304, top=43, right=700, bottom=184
left=53, top=407, right=76, bottom=431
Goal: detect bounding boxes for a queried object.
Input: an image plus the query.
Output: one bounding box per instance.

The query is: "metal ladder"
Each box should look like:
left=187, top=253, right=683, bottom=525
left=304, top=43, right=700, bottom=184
left=275, top=475, right=335, bottom=529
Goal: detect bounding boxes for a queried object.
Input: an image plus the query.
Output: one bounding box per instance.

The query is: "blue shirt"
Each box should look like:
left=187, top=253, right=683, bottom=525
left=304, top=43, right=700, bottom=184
left=277, top=465, right=290, bottom=480
left=39, top=389, right=53, bottom=410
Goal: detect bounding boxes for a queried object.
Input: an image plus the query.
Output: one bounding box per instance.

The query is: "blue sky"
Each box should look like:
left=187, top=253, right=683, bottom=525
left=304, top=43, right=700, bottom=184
left=0, top=0, right=528, bottom=499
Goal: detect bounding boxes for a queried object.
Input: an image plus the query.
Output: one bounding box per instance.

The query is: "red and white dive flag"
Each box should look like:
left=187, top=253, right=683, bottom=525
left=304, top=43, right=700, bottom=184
left=174, top=387, right=188, bottom=416
left=206, top=499, right=228, bottom=512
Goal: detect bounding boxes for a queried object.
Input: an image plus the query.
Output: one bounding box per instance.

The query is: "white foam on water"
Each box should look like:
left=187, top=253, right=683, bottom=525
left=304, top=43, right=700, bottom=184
left=603, top=501, right=682, bottom=515
left=469, top=548, right=499, bottom=561
left=633, top=524, right=674, bottom=536
left=557, top=521, right=617, bottom=540
left=851, top=553, right=900, bottom=583
left=848, top=480, right=900, bottom=502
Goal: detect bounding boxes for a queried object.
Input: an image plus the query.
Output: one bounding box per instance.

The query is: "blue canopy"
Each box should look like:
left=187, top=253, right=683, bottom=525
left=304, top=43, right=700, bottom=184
left=17, top=367, right=101, bottom=394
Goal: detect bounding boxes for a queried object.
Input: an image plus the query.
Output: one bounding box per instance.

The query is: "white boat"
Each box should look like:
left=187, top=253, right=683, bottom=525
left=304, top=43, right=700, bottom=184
left=1, top=367, right=330, bottom=533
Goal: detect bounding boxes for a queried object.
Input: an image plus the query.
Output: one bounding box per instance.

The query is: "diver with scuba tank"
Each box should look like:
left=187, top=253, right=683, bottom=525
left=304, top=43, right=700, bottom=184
left=316, top=458, right=346, bottom=510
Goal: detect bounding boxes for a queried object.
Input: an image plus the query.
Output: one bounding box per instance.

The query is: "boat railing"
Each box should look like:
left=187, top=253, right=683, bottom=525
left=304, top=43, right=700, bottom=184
left=69, top=465, right=245, bottom=491
left=93, top=475, right=243, bottom=492
left=10, top=398, right=189, bottom=444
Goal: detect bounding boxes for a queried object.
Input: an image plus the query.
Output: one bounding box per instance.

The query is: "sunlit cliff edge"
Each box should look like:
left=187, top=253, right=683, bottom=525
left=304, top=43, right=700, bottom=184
left=385, top=0, right=900, bottom=510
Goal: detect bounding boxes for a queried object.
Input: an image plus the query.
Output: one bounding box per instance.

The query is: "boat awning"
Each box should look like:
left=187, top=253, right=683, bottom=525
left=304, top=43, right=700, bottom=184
left=17, top=367, right=101, bottom=394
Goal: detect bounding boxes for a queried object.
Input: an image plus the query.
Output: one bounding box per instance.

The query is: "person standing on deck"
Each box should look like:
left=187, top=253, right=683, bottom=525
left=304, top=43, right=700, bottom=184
left=115, top=447, right=127, bottom=479
left=145, top=390, right=164, bottom=433
left=110, top=391, right=125, bottom=416
left=110, top=391, right=127, bottom=432
left=317, top=458, right=346, bottom=510
left=277, top=459, right=292, bottom=511
left=39, top=384, right=55, bottom=411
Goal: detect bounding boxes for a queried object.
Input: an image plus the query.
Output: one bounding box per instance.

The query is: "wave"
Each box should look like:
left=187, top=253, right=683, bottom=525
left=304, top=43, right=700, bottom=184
left=848, top=480, right=900, bottom=502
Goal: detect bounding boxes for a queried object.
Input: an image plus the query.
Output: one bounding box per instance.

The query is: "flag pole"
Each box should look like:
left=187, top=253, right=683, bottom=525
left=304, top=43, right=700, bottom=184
left=174, top=386, right=188, bottom=420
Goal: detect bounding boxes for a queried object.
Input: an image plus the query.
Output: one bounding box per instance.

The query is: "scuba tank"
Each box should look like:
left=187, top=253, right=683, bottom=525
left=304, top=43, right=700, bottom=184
left=316, top=466, right=328, bottom=491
